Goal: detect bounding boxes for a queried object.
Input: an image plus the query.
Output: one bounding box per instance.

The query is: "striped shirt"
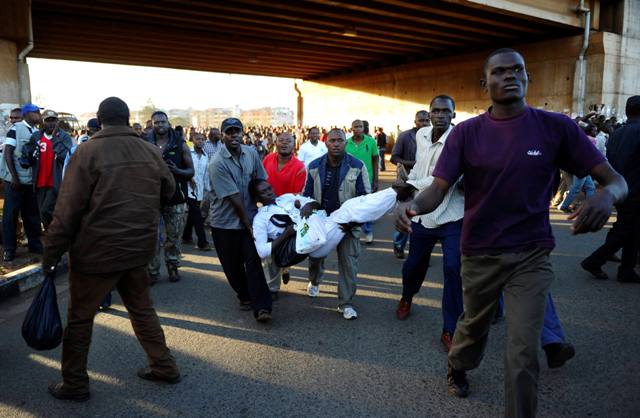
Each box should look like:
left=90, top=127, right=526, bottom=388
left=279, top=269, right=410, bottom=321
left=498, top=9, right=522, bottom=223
left=203, top=140, right=222, bottom=192
left=407, top=126, right=463, bottom=228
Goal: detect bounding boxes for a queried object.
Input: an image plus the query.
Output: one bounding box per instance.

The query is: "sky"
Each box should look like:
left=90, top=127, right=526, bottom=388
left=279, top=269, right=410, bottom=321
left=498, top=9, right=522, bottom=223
left=28, top=58, right=298, bottom=116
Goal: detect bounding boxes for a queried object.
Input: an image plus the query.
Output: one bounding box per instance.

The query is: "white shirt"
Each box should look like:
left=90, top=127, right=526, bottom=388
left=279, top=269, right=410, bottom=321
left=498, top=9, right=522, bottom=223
left=407, top=126, right=464, bottom=228
left=297, top=140, right=328, bottom=167
left=189, top=150, right=208, bottom=201
left=253, top=194, right=315, bottom=259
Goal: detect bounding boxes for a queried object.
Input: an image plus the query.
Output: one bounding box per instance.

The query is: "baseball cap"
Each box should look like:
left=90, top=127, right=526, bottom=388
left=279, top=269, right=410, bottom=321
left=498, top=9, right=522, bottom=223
left=87, top=118, right=101, bottom=130
left=41, top=109, right=58, bottom=120
left=220, top=118, right=243, bottom=133
left=21, top=103, right=40, bottom=115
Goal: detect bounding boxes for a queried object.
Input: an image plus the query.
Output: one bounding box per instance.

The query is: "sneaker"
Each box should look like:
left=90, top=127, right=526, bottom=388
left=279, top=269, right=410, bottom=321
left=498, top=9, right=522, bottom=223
left=364, top=232, right=374, bottom=244
left=48, top=383, right=90, bottom=402
left=447, top=365, right=469, bottom=398
left=440, top=331, right=453, bottom=352
left=393, top=245, right=405, bottom=259
left=396, top=298, right=412, bottom=320
left=580, top=259, right=608, bottom=280
left=167, top=265, right=181, bottom=282
left=543, top=342, right=575, bottom=368
left=282, top=271, right=290, bottom=284
left=338, top=306, right=358, bottom=320
left=196, top=244, right=212, bottom=251
left=256, top=309, right=272, bottom=323
left=307, top=282, right=319, bottom=298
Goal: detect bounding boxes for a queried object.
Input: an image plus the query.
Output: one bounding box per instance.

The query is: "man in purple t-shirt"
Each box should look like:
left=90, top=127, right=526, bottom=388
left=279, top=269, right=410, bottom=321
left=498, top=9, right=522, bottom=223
left=395, top=48, right=627, bottom=418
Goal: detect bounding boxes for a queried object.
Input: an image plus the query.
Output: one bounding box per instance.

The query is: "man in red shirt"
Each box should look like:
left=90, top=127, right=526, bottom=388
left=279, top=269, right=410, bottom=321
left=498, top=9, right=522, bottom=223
left=261, top=132, right=306, bottom=298
left=28, top=110, right=73, bottom=229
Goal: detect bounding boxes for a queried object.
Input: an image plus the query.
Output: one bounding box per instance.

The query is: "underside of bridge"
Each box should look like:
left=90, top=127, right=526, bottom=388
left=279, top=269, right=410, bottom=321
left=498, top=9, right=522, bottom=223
left=23, top=0, right=586, bottom=80
left=1, top=0, right=638, bottom=130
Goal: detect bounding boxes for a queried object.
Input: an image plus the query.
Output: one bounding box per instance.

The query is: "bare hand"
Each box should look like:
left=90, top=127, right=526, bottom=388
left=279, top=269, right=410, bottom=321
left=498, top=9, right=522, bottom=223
left=300, top=202, right=319, bottom=218
left=568, top=190, right=614, bottom=234
left=10, top=180, right=20, bottom=191
left=395, top=201, right=417, bottom=234
left=372, top=180, right=379, bottom=193
left=392, top=180, right=416, bottom=202
left=166, top=159, right=178, bottom=173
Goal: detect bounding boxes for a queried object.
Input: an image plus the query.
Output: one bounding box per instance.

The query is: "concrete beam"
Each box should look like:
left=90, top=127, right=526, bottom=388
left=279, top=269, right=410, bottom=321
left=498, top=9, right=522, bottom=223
left=459, top=0, right=584, bottom=27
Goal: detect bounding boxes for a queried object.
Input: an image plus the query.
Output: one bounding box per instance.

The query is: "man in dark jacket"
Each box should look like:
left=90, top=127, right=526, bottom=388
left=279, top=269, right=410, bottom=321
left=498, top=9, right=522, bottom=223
left=146, top=111, right=194, bottom=283
left=26, top=109, right=73, bottom=228
left=43, top=97, right=181, bottom=402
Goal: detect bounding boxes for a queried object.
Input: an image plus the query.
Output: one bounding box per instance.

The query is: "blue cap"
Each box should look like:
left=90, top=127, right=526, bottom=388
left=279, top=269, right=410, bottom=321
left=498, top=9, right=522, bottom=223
left=21, top=103, right=40, bottom=115
left=220, top=118, right=243, bottom=133
left=87, top=118, right=101, bottom=130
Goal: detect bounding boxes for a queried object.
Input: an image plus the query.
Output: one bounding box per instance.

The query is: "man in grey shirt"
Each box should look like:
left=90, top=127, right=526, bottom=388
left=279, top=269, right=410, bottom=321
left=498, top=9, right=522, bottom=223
left=207, top=118, right=273, bottom=322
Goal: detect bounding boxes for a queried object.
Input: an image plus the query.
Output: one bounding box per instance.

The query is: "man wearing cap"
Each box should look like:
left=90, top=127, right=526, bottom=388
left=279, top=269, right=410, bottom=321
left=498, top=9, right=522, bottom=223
left=207, top=117, right=273, bottom=322
left=146, top=111, right=194, bottom=283
left=26, top=110, right=73, bottom=229
left=0, top=104, right=43, bottom=261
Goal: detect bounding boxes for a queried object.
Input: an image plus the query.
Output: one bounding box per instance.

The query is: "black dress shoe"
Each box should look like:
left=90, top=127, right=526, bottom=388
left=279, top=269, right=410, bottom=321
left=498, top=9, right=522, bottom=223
left=282, top=271, right=290, bottom=284
left=580, top=259, right=608, bottom=280
left=48, top=383, right=90, bottom=402
left=617, top=271, right=640, bottom=283
left=393, top=246, right=405, bottom=259
left=543, top=342, right=575, bottom=368
left=137, top=367, right=181, bottom=384
left=255, top=309, right=272, bottom=323
left=3, top=250, right=15, bottom=262
left=447, top=365, right=469, bottom=398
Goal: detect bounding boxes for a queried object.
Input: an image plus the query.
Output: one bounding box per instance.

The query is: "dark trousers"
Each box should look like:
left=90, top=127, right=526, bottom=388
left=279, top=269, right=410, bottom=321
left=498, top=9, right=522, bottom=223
left=182, top=197, right=207, bottom=247
left=2, top=181, right=42, bottom=252
left=210, top=227, right=272, bottom=314
left=585, top=201, right=640, bottom=280
left=62, top=265, right=179, bottom=394
left=36, top=187, right=57, bottom=229
left=378, top=148, right=386, bottom=171
left=401, top=220, right=463, bottom=333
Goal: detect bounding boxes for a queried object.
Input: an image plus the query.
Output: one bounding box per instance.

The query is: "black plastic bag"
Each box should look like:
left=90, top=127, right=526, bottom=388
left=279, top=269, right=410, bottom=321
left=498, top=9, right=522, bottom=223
left=272, top=234, right=308, bottom=268
left=22, top=273, right=63, bottom=351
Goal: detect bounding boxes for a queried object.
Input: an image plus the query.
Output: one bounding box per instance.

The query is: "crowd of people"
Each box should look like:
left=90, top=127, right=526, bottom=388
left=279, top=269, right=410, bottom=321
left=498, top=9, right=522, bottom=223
left=1, top=48, right=638, bottom=418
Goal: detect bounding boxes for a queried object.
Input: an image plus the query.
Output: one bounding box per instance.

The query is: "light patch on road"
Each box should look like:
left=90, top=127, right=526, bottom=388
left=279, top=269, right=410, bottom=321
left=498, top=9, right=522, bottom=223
left=29, top=353, right=124, bottom=386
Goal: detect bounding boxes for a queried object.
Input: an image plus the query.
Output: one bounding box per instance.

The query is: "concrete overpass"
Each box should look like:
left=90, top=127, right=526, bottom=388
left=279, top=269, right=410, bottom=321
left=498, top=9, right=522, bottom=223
left=1, top=0, right=639, bottom=130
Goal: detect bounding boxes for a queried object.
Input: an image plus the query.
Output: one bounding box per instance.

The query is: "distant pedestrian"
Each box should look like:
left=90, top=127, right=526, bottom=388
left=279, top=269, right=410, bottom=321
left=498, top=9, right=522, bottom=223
left=182, top=133, right=210, bottom=251
left=43, top=97, right=180, bottom=402
left=297, top=126, right=327, bottom=167
left=375, top=127, right=387, bottom=171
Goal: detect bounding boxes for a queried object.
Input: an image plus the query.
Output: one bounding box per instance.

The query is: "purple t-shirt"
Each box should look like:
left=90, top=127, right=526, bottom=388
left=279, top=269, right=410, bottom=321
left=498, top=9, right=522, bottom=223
left=432, top=107, right=606, bottom=256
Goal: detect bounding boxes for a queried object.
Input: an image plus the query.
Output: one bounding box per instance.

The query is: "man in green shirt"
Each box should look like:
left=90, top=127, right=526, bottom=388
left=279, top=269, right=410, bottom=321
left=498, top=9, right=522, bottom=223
left=346, top=119, right=378, bottom=243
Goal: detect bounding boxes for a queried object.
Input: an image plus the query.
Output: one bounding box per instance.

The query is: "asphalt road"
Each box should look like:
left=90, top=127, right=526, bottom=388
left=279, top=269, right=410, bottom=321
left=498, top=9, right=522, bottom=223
left=1, top=174, right=639, bottom=418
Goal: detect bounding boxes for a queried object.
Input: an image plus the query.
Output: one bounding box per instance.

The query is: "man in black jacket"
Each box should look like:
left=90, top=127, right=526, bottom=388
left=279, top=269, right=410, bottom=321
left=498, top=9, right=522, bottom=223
left=27, top=109, right=73, bottom=229
left=582, top=95, right=640, bottom=282
left=146, top=111, right=194, bottom=283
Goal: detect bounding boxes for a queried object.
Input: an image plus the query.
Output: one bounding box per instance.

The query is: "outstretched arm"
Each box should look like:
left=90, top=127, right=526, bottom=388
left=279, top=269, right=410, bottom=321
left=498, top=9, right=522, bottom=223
left=395, top=177, right=450, bottom=234
left=568, top=161, right=627, bottom=234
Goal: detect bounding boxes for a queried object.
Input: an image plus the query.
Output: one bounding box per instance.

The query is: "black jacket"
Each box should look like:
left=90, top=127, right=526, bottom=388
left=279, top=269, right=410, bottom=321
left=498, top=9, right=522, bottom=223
left=25, top=129, right=73, bottom=193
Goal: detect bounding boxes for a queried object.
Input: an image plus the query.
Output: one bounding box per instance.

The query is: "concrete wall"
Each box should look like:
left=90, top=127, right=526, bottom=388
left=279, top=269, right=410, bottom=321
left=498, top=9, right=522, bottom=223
left=0, top=38, right=20, bottom=139
left=300, top=25, right=638, bottom=133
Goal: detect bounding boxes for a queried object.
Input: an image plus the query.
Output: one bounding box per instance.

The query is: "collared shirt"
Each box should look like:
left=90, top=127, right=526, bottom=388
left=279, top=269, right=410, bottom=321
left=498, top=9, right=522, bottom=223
left=188, top=149, right=208, bottom=201
left=297, top=140, right=327, bottom=167
left=252, top=194, right=314, bottom=259
left=203, top=140, right=222, bottom=192
left=203, top=140, right=222, bottom=160
left=346, top=134, right=377, bottom=185
left=207, top=144, right=267, bottom=230
left=407, top=126, right=463, bottom=228
left=1, top=120, right=35, bottom=184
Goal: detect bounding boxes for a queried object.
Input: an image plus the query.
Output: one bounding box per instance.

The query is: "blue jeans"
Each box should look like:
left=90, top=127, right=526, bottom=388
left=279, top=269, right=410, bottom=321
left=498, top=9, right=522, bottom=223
left=379, top=148, right=386, bottom=171
left=559, top=175, right=595, bottom=210
left=402, top=220, right=463, bottom=333
left=393, top=230, right=409, bottom=251
left=496, top=292, right=565, bottom=346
